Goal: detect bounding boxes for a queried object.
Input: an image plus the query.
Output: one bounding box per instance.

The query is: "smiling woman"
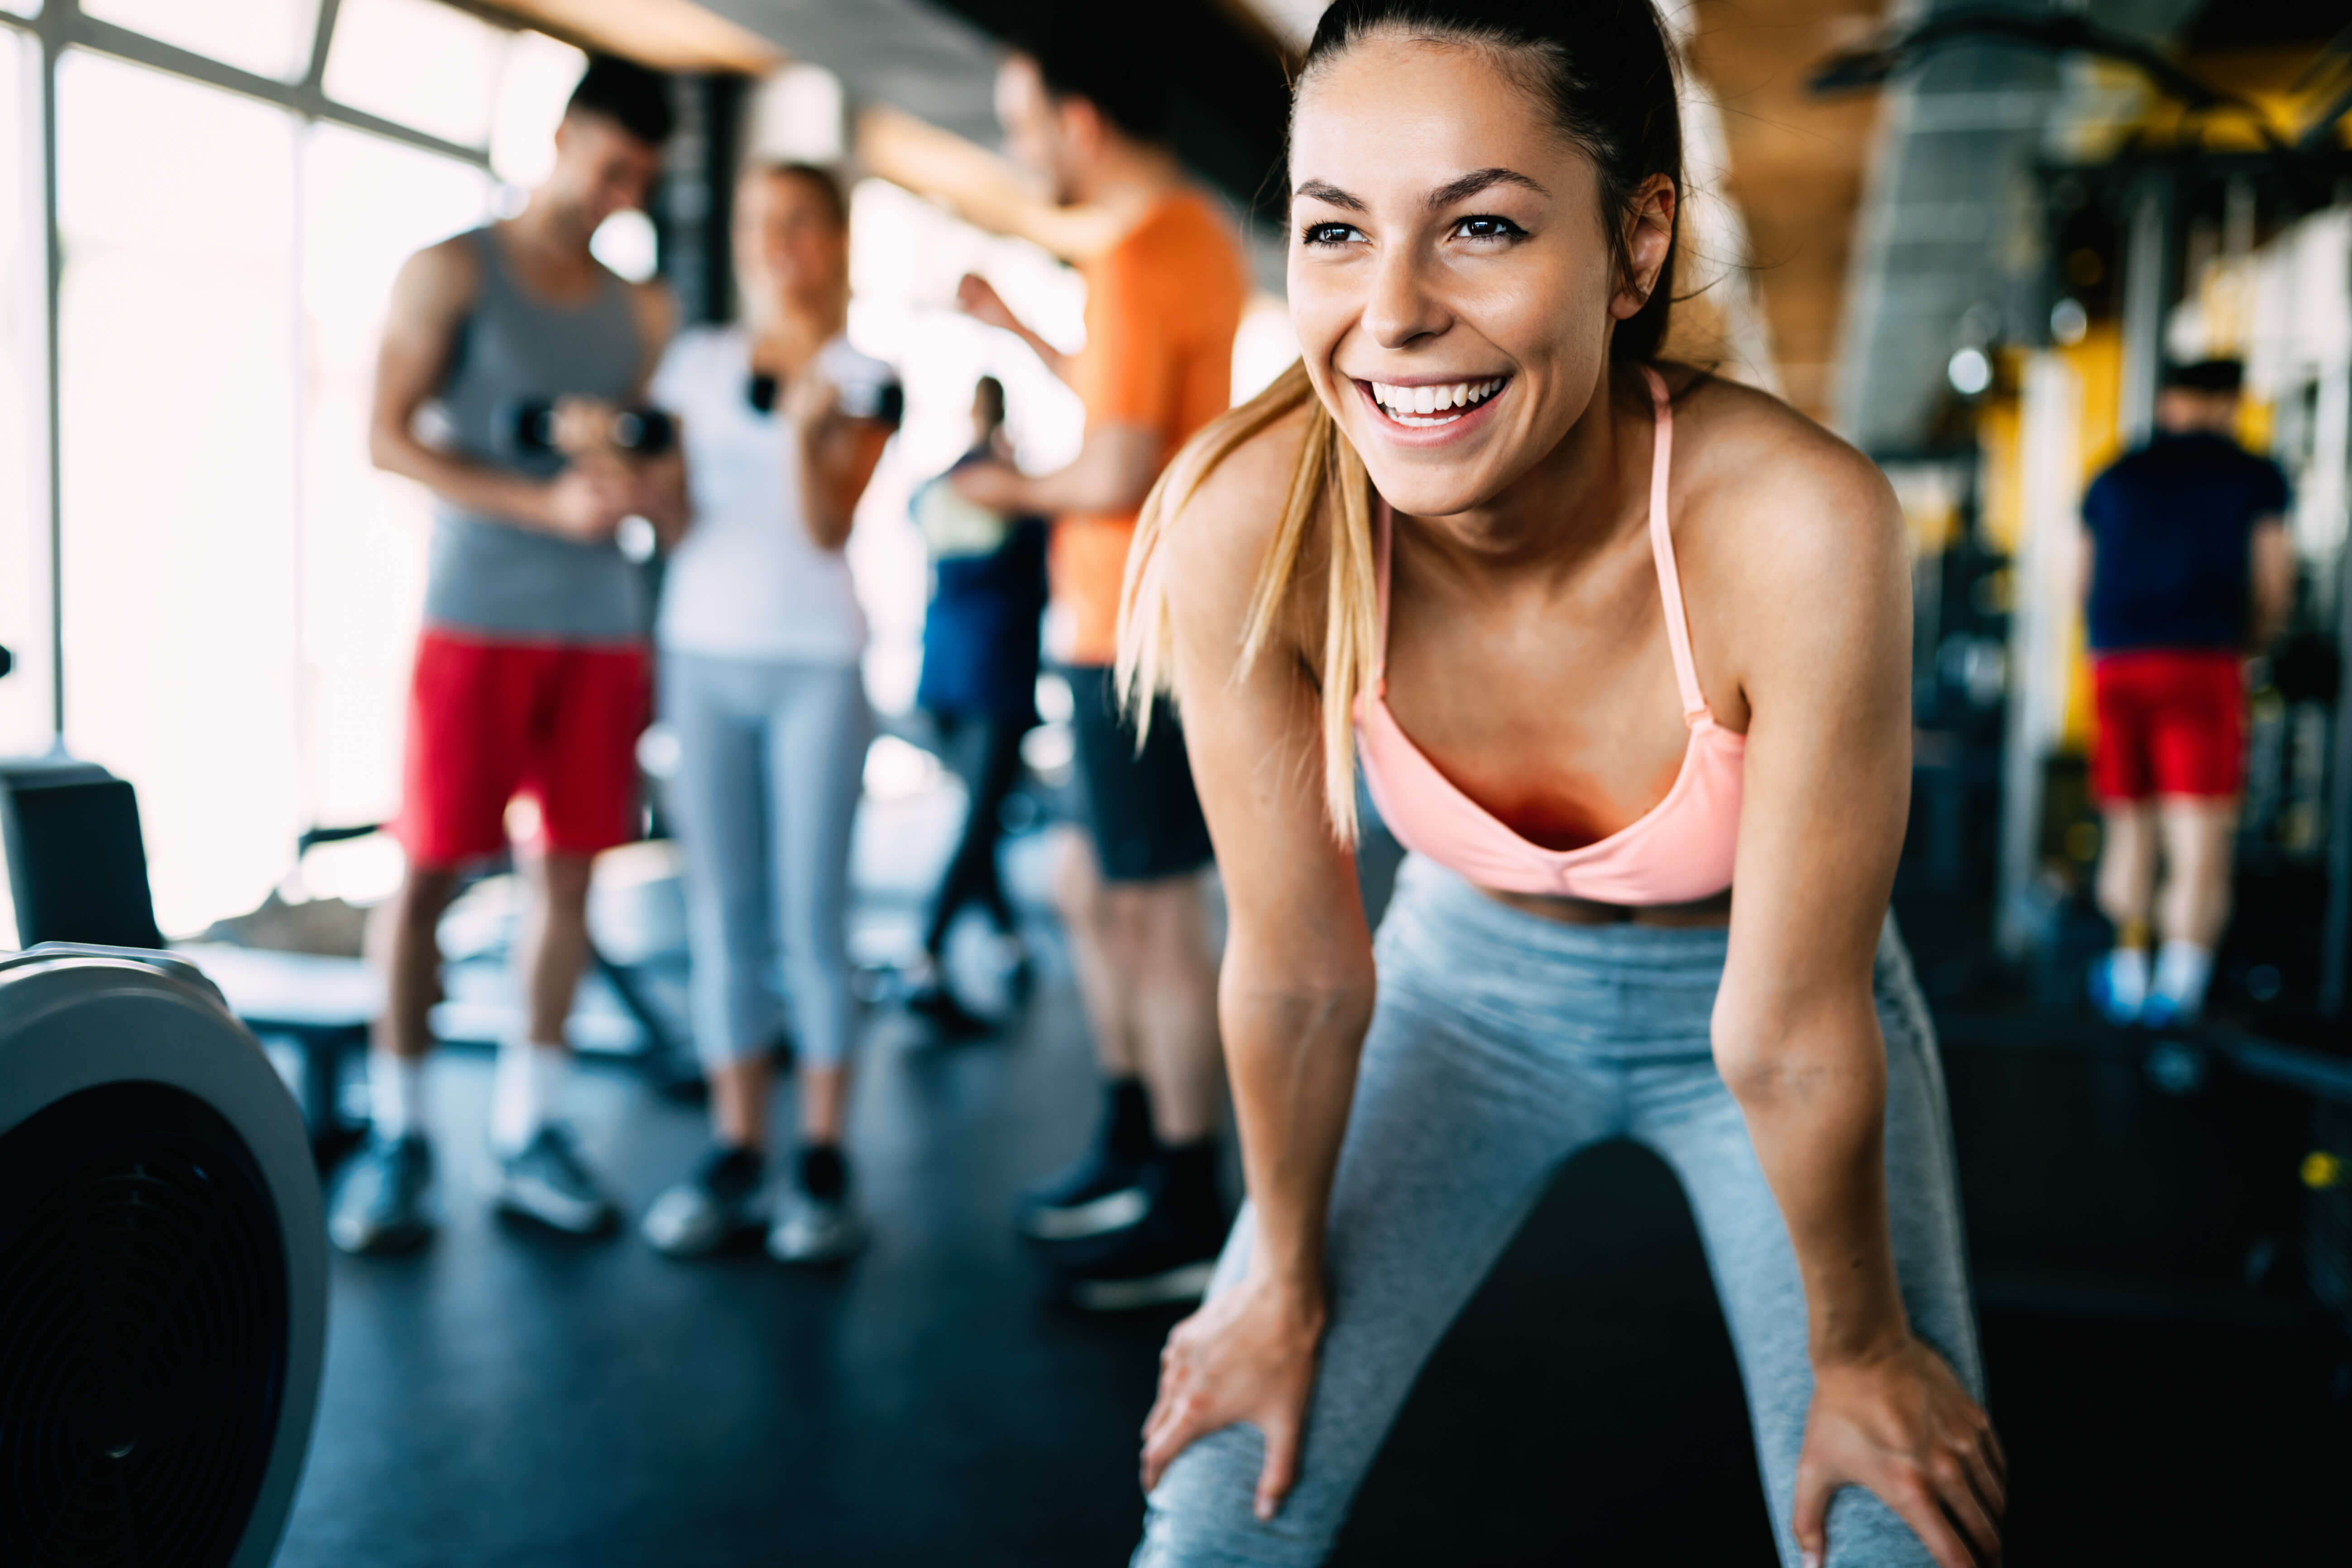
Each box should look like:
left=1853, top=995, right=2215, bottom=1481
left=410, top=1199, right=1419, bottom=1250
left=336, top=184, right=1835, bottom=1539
left=1113, top=4, right=2002, bottom=1567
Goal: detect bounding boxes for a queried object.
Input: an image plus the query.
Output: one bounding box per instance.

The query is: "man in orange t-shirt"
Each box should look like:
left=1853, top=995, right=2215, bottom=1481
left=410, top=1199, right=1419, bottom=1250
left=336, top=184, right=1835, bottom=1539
left=948, top=39, right=1248, bottom=1310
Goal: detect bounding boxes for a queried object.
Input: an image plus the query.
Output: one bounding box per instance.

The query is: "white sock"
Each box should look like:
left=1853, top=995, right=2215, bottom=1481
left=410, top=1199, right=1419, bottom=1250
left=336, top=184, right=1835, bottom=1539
left=2153, top=941, right=2214, bottom=1017
left=2103, top=946, right=2150, bottom=1012
left=370, top=1052, right=428, bottom=1141
left=492, top=1039, right=570, bottom=1153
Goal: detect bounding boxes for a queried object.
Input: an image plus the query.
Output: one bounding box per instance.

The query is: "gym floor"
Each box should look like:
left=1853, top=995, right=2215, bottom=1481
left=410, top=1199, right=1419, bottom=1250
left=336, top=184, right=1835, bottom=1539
left=277, top=878, right=2352, bottom=1565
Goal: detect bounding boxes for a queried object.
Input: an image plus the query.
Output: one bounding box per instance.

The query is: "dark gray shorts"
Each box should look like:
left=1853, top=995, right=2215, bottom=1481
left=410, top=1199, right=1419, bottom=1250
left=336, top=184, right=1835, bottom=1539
left=1062, top=665, right=1212, bottom=884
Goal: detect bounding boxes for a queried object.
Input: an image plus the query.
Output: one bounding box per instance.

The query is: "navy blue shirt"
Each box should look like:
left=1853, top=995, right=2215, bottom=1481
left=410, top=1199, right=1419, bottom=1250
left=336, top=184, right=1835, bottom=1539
left=915, top=450, right=1048, bottom=722
left=2083, top=431, right=2288, bottom=653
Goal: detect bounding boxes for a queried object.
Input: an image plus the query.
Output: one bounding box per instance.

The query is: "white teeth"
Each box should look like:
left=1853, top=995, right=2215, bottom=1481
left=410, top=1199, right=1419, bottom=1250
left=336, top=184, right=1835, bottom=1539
left=1368, top=378, right=1504, bottom=422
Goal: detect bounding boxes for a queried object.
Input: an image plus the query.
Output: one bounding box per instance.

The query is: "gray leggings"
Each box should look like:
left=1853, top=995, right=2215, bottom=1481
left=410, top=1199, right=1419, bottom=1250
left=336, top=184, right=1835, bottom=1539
left=1137, top=856, right=1983, bottom=1567
left=661, top=652, right=870, bottom=1070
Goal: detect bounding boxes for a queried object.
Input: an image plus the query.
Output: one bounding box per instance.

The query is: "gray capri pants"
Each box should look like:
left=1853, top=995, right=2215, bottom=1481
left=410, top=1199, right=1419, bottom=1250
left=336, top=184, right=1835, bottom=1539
left=1136, top=854, right=1984, bottom=1567
left=661, top=652, right=870, bottom=1070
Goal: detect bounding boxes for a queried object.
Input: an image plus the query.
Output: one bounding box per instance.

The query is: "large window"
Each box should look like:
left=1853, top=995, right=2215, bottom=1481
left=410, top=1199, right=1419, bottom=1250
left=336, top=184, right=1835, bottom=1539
left=0, top=2, right=592, bottom=933
left=81, top=0, right=321, bottom=81
left=57, top=51, right=304, bottom=932
left=0, top=0, right=692, bottom=932
left=0, top=26, right=48, bottom=754
left=324, top=0, right=505, bottom=148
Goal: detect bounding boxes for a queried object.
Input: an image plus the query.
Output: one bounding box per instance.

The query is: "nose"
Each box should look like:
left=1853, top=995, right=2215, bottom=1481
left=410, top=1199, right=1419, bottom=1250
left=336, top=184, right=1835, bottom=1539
left=1360, top=242, right=1448, bottom=351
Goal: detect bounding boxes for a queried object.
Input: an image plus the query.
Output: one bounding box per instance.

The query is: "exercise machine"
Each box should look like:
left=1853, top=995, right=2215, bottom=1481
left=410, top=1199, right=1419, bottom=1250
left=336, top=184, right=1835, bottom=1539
left=0, top=944, right=326, bottom=1566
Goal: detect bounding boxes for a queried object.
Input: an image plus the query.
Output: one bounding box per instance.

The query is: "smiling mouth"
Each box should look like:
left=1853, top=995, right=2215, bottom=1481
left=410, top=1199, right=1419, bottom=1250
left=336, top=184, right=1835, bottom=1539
left=1361, top=377, right=1510, bottom=428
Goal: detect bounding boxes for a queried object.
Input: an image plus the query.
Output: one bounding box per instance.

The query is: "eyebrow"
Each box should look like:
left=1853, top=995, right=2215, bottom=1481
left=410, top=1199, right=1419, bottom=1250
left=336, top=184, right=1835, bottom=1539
left=1291, top=167, right=1549, bottom=215
left=1426, top=167, right=1549, bottom=208
left=1293, top=179, right=1364, bottom=211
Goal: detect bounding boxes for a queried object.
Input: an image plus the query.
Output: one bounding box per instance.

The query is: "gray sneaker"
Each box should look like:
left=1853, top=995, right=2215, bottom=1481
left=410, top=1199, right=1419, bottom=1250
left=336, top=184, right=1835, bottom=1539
left=329, top=1134, right=435, bottom=1255
left=767, top=1189, right=867, bottom=1264
left=642, top=1146, right=768, bottom=1257
left=495, top=1124, right=618, bottom=1236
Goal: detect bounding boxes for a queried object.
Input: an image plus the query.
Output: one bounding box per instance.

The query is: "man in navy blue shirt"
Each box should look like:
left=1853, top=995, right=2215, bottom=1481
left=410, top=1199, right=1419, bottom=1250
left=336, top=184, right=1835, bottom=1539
left=2081, top=359, right=2295, bottom=1024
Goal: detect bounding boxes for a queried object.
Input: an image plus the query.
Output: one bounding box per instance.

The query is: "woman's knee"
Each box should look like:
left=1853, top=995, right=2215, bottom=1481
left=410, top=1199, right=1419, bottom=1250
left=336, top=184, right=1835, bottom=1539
left=1135, top=1425, right=1334, bottom=1568
left=1814, top=1485, right=1944, bottom=1568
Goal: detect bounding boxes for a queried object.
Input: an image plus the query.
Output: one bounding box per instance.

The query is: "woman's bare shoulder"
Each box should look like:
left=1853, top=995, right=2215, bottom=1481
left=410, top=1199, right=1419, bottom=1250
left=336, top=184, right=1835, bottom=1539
left=1669, top=368, right=1901, bottom=588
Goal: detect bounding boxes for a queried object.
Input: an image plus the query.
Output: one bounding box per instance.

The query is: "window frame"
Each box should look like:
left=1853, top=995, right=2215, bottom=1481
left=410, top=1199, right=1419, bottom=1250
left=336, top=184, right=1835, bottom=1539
left=0, top=0, right=499, bottom=743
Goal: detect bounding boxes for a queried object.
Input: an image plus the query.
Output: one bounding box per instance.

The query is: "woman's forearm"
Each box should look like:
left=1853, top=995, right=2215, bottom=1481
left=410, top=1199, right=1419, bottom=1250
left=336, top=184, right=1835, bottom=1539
left=795, top=421, right=856, bottom=550
left=1717, top=999, right=1911, bottom=1365
left=1222, top=949, right=1375, bottom=1309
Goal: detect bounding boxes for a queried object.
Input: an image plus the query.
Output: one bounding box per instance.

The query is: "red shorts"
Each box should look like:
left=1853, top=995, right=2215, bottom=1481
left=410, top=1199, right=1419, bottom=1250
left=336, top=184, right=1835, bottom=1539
left=397, top=630, right=649, bottom=867
left=2090, top=650, right=2245, bottom=803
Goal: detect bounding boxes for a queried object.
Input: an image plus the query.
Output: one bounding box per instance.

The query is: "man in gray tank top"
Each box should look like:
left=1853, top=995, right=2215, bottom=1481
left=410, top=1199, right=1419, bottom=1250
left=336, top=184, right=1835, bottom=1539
left=331, top=56, right=687, bottom=1255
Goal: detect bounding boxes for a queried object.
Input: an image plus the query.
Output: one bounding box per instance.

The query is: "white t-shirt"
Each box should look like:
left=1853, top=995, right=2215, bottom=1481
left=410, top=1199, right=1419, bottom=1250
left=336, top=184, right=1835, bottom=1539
left=651, top=325, right=896, bottom=663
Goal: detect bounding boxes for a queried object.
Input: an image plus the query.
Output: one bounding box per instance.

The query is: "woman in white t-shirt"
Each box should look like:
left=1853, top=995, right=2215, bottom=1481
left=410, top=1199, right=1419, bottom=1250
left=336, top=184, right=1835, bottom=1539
left=640, top=162, right=897, bottom=1263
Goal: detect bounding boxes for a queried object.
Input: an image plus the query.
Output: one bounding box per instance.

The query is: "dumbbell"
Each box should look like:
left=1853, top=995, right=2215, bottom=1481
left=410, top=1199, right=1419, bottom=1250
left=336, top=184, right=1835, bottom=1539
left=506, top=400, right=677, bottom=458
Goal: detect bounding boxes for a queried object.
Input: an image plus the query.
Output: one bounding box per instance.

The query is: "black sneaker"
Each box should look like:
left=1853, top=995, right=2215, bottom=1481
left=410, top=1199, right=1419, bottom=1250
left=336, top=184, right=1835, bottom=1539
left=329, top=1133, right=435, bottom=1256
left=1017, top=1078, right=1156, bottom=1241
left=907, top=981, right=995, bottom=1041
left=1052, top=1150, right=1228, bottom=1312
left=495, top=1123, right=618, bottom=1236
left=642, top=1145, right=768, bottom=1257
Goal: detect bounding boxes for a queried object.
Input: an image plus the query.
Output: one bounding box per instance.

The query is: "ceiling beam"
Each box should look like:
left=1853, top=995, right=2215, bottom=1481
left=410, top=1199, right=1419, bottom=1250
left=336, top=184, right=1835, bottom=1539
left=468, top=0, right=782, bottom=74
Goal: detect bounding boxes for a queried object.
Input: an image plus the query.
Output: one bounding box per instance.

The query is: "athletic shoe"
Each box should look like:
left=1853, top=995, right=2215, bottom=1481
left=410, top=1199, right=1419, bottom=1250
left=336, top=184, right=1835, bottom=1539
left=2146, top=940, right=2213, bottom=1028
left=495, top=1123, right=618, bottom=1236
left=767, top=1188, right=867, bottom=1262
left=1052, top=1162, right=1226, bottom=1312
left=642, top=1145, right=768, bottom=1257
left=328, top=1133, right=435, bottom=1256
left=907, top=980, right=995, bottom=1040
left=2090, top=948, right=2149, bottom=1027
left=1018, top=1141, right=1152, bottom=1242
left=768, top=1145, right=863, bottom=1263
left=1019, top=1080, right=1156, bottom=1242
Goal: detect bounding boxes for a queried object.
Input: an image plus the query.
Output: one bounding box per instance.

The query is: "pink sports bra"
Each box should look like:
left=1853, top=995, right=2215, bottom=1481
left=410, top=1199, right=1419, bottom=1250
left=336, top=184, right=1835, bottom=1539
left=1354, top=366, right=1745, bottom=904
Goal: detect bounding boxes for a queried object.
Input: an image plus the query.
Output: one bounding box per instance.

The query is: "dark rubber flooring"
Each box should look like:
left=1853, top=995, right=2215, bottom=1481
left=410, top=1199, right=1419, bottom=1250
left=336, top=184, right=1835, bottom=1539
left=278, top=953, right=2352, bottom=1566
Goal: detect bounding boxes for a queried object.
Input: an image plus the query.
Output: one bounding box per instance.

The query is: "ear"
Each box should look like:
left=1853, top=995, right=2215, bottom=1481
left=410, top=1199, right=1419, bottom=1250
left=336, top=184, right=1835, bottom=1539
left=1610, top=175, right=1677, bottom=322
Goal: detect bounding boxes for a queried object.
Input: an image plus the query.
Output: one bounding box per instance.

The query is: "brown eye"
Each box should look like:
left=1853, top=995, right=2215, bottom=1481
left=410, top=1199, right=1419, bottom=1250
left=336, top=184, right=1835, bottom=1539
left=1299, top=222, right=1361, bottom=248
left=1454, top=215, right=1525, bottom=242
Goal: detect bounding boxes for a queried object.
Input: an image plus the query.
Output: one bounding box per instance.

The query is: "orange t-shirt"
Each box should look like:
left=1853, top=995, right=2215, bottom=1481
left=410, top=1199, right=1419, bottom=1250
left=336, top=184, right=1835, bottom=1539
left=1054, top=190, right=1249, bottom=667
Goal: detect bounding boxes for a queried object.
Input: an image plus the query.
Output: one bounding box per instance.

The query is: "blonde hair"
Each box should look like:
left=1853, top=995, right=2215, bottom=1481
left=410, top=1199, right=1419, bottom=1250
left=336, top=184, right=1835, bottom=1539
left=1116, top=360, right=1378, bottom=844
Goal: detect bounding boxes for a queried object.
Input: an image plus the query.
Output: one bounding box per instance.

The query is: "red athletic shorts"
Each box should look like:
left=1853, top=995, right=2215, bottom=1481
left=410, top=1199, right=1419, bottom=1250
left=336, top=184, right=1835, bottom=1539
left=2089, top=650, right=2245, bottom=802
left=397, top=630, right=649, bottom=867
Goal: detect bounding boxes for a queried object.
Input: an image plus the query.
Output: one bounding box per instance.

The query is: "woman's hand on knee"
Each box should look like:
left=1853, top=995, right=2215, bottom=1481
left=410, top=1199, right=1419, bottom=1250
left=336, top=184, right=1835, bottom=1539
left=1140, top=1271, right=1326, bottom=1520
left=1792, top=1335, right=2004, bottom=1568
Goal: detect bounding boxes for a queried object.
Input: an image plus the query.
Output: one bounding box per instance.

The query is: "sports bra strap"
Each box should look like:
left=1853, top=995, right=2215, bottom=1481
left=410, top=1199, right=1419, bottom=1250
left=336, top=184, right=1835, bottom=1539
left=1640, top=366, right=1710, bottom=726
left=1372, top=497, right=1393, bottom=697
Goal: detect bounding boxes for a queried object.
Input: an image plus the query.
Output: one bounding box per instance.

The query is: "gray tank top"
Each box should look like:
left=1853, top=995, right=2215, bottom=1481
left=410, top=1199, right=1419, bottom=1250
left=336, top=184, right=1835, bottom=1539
left=422, top=227, right=647, bottom=641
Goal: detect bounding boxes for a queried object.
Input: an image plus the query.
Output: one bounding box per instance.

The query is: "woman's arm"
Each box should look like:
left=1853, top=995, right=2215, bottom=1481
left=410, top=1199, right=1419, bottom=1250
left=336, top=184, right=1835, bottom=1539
left=781, top=367, right=892, bottom=551
left=623, top=282, right=690, bottom=549
left=1134, top=414, right=1378, bottom=1520
left=1712, top=438, right=2002, bottom=1568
